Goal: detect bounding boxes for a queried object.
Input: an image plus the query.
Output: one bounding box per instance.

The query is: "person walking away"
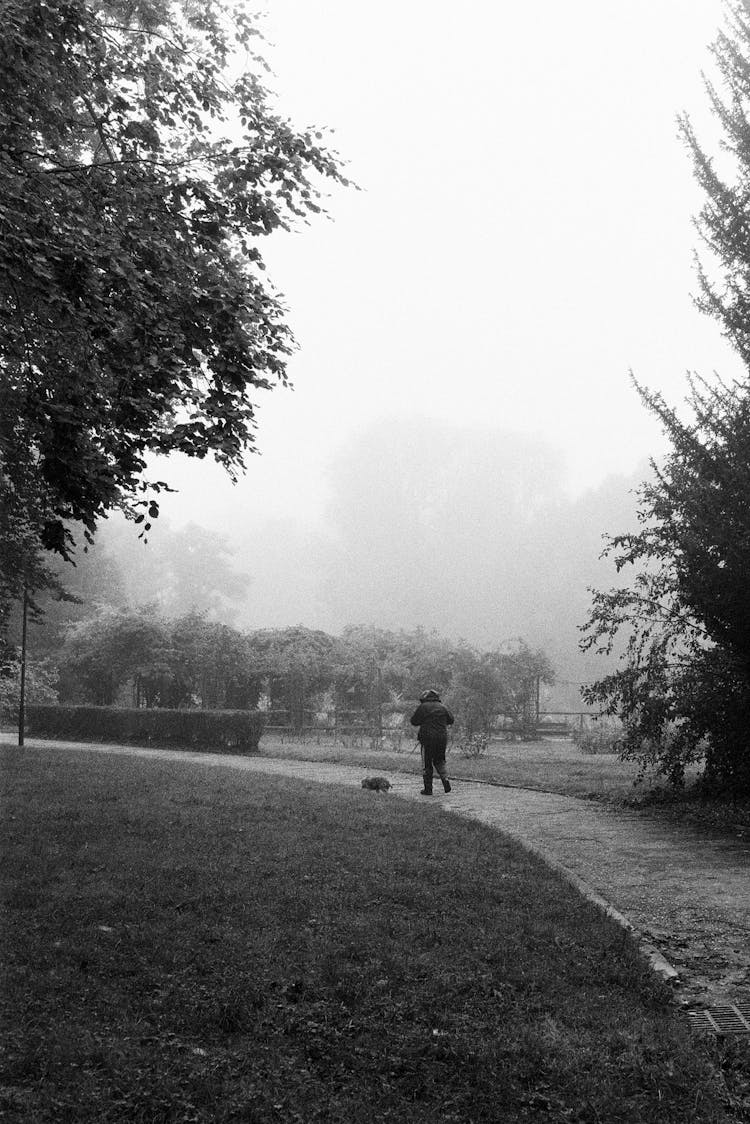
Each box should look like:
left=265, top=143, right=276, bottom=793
left=410, top=689, right=454, bottom=796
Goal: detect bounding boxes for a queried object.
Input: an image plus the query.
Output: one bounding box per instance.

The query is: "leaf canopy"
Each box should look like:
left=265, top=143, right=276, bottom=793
left=0, top=0, right=347, bottom=562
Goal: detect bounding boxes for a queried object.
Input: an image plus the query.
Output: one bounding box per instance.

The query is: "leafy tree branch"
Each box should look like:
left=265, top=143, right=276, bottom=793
left=0, top=0, right=348, bottom=578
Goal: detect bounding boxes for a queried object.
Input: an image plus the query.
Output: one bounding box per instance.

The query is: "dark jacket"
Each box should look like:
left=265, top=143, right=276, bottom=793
left=410, top=700, right=455, bottom=742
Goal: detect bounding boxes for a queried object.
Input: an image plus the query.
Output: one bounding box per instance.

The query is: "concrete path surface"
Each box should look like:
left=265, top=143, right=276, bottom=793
left=8, top=737, right=750, bottom=1010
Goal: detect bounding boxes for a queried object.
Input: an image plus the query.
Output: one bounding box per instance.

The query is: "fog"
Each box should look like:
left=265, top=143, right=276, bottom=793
left=232, top=423, right=645, bottom=701
left=35, top=1, right=745, bottom=712
left=80, top=424, right=647, bottom=711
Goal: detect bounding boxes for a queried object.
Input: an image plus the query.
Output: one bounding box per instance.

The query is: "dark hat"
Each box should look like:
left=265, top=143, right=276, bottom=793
left=420, top=689, right=441, bottom=702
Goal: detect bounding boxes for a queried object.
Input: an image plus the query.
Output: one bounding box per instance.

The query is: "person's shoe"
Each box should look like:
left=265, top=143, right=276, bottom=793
left=442, top=779, right=451, bottom=793
left=420, top=789, right=433, bottom=796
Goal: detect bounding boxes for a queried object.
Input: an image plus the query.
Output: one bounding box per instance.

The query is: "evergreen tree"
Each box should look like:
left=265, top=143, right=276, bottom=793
left=582, top=376, right=750, bottom=791
left=582, top=1, right=750, bottom=794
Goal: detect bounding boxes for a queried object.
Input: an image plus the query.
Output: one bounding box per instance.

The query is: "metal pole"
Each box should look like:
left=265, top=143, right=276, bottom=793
left=18, top=579, right=28, bottom=747
left=377, top=665, right=383, bottom=738
left=333, top=681, right=339, bottom=744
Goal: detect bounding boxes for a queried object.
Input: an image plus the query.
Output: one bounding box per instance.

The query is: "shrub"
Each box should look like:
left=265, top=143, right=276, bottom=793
left=0, top=660, right=58, bottom=723
left=25, top=706, right=264, bottom=754
left=572, top=717, right=624, bottom=756
left=458, top=731, right=490, bottom=758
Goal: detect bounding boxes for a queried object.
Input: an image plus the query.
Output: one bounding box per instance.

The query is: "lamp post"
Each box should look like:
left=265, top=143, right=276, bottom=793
left=377, top=664, right=383, bottom=739
left=18, top=578, right=28, bottom=747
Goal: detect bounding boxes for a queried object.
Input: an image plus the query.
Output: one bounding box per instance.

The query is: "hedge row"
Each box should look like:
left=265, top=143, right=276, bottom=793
left=25, top=706, right=264, bottom=754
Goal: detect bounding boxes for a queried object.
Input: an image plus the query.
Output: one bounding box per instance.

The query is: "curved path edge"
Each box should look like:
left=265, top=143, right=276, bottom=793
left=4, top=737, right=689, bottom=998
left=494, top=826, right=681, bottom=987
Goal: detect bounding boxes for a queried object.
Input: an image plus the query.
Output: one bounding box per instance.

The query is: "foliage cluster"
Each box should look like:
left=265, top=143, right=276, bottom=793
left=584, top=385, right=750, bottom=794
left=25, top=703, right=263, bottom=751
left=456, top=730, right=491, bottom=758
left=571, top=717, right=625, bottom=757
left=0, top=658, right=58, bottom=723
left=448, top=644, right=553, bottom=739
left=58, top=607, right=257, bottom=709
left=583, top=3, right=750, bottom=796
left=0, top=0, right=345, bottom=624
left=1, top=748, right=733, bottom=1123
left=31, top=609, right=553, bottom=732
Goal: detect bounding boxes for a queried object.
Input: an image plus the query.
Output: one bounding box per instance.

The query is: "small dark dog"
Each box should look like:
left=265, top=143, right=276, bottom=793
left=361, top=776, right=392, bottom=792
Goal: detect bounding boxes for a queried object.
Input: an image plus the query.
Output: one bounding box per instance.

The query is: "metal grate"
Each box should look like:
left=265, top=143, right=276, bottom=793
left=687, top=1003, right=750, bottom=1035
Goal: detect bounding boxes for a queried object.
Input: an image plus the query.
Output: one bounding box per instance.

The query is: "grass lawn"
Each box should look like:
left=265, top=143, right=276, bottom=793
left=0, top=746, right=735, bottom=1123
left=261, top=736, right=750, bottom=837
left=260, top=733, right=674, bottom=799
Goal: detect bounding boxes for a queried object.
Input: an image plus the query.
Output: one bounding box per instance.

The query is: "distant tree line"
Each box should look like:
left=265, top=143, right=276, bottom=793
left=4, top=610, right=554, bottom=738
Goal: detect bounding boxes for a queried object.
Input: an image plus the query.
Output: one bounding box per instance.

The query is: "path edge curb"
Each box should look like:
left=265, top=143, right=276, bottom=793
left=491, top=829, right=681, bottom=990
left=434, top=795, right=681, bottom=992
left=18, top=739, right=683, bottom=992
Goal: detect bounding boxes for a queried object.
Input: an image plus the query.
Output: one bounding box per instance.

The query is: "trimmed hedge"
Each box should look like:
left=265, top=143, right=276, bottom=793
left=25, top=706, right=264, bottom=754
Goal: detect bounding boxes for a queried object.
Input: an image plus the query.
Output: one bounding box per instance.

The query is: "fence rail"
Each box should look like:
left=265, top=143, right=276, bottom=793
left=259, top=710, right=596, bottom=747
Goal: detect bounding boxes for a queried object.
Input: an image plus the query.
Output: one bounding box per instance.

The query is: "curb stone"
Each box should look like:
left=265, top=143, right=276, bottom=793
left=0, top=739, right=700, bottom=1000
left=438, top=801, right=682, bottom=991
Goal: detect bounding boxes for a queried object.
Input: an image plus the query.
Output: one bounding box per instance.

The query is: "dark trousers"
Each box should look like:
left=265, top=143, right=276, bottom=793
left=420, top=732, right=448, bottom=793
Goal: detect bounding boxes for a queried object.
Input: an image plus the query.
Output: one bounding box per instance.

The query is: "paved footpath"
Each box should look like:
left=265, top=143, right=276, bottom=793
left=8, top=738, right=750, bottom=1009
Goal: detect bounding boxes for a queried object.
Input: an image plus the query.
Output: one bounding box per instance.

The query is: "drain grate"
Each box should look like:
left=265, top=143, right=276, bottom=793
left=688, top=1003, right=750, bottom=1035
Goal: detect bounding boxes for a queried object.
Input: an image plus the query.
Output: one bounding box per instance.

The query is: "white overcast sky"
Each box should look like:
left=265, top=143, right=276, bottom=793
left=158, top=0, right=744, bottom=530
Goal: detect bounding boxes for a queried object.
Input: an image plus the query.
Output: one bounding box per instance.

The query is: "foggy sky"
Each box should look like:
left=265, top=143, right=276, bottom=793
left=155, top=0, right=742, bottom=526
left=129, top=3, right=746, bottom=693
left=99, top=424, right=646, bottom=714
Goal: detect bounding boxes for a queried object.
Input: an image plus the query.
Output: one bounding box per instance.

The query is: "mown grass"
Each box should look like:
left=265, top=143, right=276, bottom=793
left=262, top=736, right=750, bottom=837
left=0, top=746, right=734, bottom=1122
left=260, top=734, right=661, bottom=799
